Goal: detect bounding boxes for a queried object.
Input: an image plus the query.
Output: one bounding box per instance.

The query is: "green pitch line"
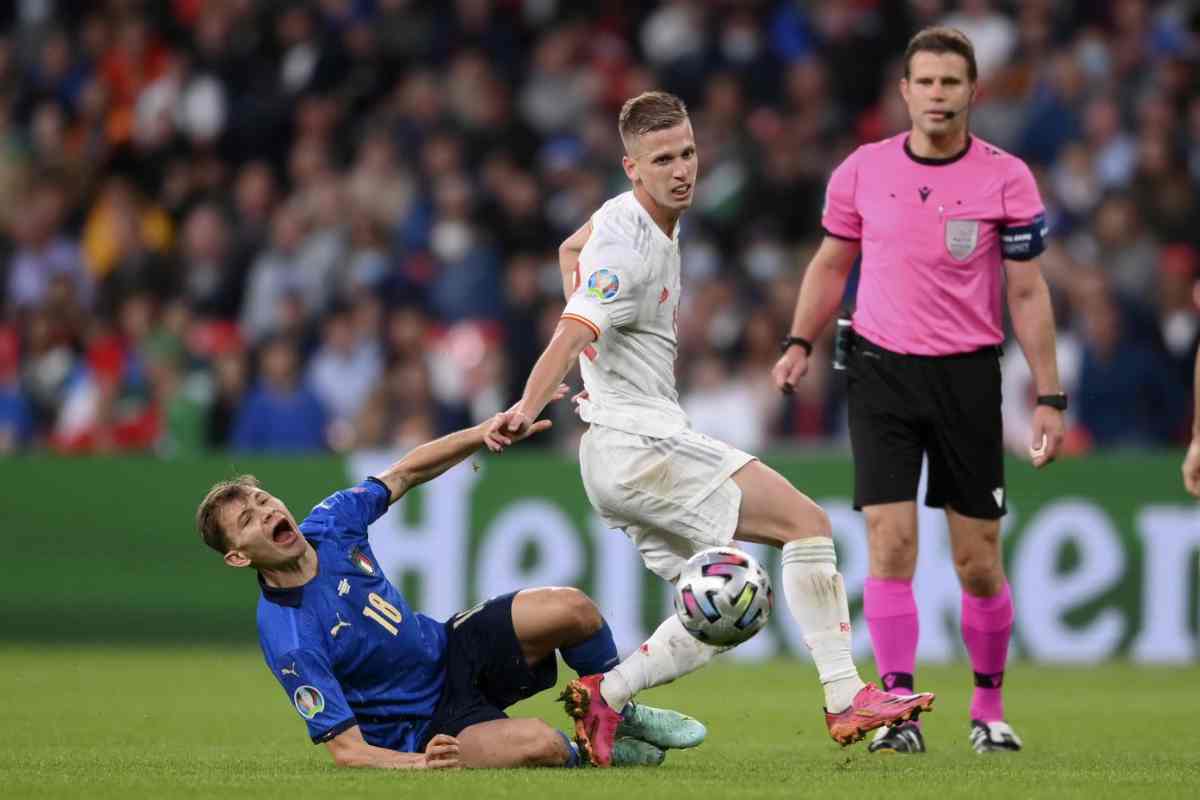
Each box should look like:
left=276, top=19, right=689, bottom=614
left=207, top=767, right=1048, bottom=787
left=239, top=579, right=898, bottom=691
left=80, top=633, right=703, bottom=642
left=2, top=646, right=1197, bottom=799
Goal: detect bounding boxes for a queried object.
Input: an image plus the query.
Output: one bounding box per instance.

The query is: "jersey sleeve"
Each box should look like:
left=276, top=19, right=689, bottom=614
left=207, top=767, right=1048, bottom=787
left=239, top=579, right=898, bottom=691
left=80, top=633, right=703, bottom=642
left=561, top=240, right=647, bottom=339
left=269, top=647, right=357, bottom=744
left=821, top=150, right=862, bottom=241
left=999, top=158, right=1048, bottom=261
left=298, top=477, right=390, bottom=544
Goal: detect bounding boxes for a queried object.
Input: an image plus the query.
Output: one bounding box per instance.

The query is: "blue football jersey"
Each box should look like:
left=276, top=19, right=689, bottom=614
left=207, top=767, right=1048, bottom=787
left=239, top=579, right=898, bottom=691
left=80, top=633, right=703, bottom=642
left=256, top=478, right=448, bottom=751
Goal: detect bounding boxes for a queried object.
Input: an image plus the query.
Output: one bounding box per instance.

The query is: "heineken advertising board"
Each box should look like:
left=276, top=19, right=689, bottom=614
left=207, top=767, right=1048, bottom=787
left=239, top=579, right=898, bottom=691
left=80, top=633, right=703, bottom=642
left=2, top=453, right=1197, bottom=663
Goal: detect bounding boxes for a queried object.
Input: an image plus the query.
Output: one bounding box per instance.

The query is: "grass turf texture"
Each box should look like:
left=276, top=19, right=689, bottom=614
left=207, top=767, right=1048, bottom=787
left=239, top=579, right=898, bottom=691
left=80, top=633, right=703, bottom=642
left=3, top=647, right=1197, bottom=799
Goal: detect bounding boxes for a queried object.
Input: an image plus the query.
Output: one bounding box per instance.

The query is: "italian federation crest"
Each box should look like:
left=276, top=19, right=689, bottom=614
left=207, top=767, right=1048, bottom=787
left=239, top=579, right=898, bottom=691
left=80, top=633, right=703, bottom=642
left=349, top=547, right=376, bottom=576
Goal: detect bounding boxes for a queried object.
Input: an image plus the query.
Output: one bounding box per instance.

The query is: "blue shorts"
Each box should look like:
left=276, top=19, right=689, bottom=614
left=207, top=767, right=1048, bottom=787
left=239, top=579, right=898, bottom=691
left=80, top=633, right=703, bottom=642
left=420, top=592, right=557, bottom=747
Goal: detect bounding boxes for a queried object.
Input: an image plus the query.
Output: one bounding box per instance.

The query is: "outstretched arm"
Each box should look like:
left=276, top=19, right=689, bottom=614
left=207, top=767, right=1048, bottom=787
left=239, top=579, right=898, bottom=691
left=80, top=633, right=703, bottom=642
left=373, top=400, right=563, bottom=503
left=325, top=725, right=460, bottom=769
left=483, top=318, right=595, bottom=451
left=373, top=424, right=492, bottom=504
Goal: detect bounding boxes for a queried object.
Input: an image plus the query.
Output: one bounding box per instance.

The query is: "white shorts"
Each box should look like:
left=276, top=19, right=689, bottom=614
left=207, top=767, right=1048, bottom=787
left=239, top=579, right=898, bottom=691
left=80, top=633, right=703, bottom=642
left=579, top=425, right=756, bottom=581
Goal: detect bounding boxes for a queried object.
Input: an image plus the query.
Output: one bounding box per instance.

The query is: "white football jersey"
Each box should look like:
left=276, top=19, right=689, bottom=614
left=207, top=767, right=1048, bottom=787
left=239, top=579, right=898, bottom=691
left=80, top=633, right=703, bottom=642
left=561, top=191, right=686, bottom=438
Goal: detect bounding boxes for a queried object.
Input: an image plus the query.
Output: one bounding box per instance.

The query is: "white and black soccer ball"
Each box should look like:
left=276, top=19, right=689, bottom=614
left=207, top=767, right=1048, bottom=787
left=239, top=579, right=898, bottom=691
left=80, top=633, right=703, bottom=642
left=674, top=547, right=773, bottom=647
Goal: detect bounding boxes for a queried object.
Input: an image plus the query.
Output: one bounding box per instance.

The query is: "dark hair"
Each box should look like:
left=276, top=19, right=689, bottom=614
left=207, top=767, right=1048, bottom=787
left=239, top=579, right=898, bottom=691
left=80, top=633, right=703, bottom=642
left=904, top=27, right=978, bottom=83
left=618, top=91, right=689, bottom=152
left=196, top=475, right=261, bottom=554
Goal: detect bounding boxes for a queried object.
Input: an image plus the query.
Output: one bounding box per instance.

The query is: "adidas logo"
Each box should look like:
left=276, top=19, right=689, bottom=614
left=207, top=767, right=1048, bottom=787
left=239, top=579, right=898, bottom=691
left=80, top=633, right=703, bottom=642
left=993, top=488, right=1004, bottom=507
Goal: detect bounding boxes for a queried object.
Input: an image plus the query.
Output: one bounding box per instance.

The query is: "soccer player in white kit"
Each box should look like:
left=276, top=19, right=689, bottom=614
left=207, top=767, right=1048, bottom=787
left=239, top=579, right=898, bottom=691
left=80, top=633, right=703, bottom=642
left=484, top=91, right=934, bottom=766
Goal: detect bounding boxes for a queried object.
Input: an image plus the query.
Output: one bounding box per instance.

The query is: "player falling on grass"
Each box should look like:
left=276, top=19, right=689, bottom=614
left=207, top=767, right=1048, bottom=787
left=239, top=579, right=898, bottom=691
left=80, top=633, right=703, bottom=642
left=484, top=91, right=935, bottom=766
left=195, top=405, right=704, bottom=769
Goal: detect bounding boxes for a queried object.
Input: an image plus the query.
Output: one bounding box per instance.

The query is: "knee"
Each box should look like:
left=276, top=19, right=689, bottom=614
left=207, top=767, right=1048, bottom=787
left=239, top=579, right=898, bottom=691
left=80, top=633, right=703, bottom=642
left=554, top=587, right=603, bottom=639
left=802, top=498, right=832, bottom=538
left=953, top=551, right=1005, bottom=596
left=864, top=512, right=917, bottom=575
left=521, top=721, right=571, bottom=767
left=952, top=527, right=1004, bottom=594
left=865, top=512, right=916, bottom=554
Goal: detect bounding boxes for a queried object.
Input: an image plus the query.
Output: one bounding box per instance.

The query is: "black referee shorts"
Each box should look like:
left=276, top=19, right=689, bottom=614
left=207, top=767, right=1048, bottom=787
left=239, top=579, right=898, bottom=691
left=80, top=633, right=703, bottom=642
left=846, top=331, right=1006, bottom=520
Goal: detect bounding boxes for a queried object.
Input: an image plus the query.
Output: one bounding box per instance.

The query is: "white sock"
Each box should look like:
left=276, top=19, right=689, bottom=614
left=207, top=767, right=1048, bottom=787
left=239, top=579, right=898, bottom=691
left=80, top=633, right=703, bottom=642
left=599, top=614, right=720, bottom=711
left=781, top=537, right=866, bottom=712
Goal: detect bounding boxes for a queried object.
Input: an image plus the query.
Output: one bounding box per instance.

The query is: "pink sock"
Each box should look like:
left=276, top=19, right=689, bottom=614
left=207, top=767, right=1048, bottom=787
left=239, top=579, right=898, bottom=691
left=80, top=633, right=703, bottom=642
left=961, top=583, right=1013, bottom=722
left=864, top=577, right=919, bottom=694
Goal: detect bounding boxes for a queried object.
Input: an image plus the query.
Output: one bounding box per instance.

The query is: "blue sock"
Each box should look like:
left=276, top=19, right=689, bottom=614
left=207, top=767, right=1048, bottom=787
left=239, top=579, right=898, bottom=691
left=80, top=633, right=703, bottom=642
left=560, top=620, right=619, bottom=676
left=556, top=730, right=582, bottom=768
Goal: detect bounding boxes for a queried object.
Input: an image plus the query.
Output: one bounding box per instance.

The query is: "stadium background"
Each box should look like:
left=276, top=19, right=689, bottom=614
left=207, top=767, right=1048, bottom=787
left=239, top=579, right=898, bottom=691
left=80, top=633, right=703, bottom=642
left=2, top=0, right=1200, bottom=652
left=1, top=3, right=1199, bottom=796
left=0, top=1, right=1195, bottom=796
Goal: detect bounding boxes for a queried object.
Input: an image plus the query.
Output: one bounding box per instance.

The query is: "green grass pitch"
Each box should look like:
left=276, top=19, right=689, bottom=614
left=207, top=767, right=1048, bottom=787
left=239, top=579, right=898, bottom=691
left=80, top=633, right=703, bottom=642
left=4, top=646, right=1198, bottom=799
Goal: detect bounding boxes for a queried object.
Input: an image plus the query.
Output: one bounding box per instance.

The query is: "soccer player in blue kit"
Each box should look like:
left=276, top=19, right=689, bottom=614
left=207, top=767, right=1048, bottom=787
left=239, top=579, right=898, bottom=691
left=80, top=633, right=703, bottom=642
left=195, top=407, right=704, bottom=769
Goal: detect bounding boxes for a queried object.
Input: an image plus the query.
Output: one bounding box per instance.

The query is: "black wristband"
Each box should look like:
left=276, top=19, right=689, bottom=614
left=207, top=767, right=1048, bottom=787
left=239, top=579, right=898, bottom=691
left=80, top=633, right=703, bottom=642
left=780, top=336, right=813, bottom=356
left=1036, top=393, right=1068, bottom=411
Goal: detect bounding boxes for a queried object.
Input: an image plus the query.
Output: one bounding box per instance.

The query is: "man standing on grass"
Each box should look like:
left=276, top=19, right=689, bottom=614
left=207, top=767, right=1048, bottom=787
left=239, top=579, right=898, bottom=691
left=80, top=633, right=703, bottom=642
left=774, top=27, right=1065, bottom=754
left=195, top=403, right=704, bottom=769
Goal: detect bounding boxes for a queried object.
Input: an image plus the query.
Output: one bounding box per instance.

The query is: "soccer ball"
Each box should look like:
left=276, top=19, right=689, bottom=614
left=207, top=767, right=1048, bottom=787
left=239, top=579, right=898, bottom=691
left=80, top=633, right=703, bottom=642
left=674, top=547, right=773, bottom=647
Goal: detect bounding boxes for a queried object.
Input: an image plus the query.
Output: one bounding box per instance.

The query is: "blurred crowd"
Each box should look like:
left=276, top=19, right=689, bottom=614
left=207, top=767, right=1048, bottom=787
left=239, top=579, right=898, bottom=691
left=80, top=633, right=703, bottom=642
left=1, top=0, right=1198, bottom=458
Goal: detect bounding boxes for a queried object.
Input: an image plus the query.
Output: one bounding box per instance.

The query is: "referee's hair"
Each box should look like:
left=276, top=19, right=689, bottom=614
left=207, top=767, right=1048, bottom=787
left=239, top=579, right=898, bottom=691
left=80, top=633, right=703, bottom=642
left=904, top=26, right=978, bottom=83
left=196, top=475, right=262, bottom=554
left=618, top=91, right=689, bottom=153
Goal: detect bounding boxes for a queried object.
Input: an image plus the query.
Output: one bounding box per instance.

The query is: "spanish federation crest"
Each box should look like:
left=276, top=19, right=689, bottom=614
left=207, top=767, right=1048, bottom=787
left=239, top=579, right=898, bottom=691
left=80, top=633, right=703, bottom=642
left=945, top=219, right=980, bottom=260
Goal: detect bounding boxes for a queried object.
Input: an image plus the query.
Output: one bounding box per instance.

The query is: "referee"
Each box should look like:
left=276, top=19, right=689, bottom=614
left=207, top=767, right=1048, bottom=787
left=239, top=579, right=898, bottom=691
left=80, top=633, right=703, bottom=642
left=772, top=27, right=1065, bottom=755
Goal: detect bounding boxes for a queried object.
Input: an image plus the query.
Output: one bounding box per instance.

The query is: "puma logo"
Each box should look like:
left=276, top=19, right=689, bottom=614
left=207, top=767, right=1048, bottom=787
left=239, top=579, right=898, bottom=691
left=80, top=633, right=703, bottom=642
left=281, top=662, right=299, bottom=678
left=330, top=613, right=352, bottom=638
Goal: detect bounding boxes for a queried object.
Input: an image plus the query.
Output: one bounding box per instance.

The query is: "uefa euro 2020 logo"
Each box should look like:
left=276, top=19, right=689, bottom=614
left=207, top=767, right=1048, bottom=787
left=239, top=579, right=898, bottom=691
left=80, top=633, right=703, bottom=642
left=293, top=685, right=325, bottom=720
left=586, top=269, right=620, bottom=302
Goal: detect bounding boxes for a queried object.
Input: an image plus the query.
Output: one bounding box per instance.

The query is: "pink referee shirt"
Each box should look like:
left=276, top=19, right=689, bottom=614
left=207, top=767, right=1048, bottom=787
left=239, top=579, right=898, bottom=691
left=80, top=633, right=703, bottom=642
left=822, top=133, right=1047, bottom=356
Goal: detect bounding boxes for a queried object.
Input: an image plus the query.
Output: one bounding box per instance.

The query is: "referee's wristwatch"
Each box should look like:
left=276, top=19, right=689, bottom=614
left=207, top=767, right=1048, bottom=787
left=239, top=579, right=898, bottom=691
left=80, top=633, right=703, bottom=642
left=1036, top=392, right=1068, bottom=411
left=780, top=336, right=813, bottom=356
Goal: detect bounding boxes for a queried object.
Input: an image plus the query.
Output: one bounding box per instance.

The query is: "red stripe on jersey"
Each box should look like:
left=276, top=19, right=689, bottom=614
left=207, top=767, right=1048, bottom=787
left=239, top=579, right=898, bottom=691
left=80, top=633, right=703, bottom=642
left=561, top=314, right=601, bottom=341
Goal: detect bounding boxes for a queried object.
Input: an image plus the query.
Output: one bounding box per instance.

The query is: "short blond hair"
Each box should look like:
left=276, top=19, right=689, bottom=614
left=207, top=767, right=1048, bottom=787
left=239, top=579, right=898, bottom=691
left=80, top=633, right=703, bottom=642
left=618, top=91, right=689, bottom=153
left=196, top=475, right=261, bottom=554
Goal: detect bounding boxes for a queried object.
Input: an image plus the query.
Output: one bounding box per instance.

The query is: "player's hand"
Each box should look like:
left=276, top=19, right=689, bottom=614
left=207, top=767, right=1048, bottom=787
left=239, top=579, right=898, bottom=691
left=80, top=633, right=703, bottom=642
left=1182, top=438, right=1200, bottom=497
left=483, top=409, right=550, bottom=452
left=550, top=382, right=570, bottom=402
left=421, top=734, right=461, bottom=769
left=772, top=347, right=810, bottom=394
left=571, top=389, right=589, bottom=416
left=483, top=410, right=529, bottom=451
left=1029, top=405, right=1065, bottom=468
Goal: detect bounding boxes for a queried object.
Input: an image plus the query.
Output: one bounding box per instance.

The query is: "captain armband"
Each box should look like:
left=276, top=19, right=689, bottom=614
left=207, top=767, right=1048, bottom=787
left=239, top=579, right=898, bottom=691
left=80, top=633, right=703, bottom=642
left=999, top=213, right=1048, bottom=261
